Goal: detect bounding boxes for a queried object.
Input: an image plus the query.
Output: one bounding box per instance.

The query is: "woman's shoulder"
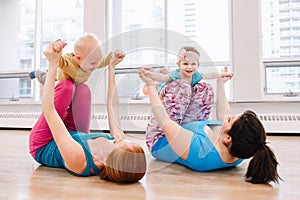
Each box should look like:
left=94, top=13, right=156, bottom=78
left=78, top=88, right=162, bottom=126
left=181, top=120, right=222, bottom=134
left=69, top=131, right=114, bottom=141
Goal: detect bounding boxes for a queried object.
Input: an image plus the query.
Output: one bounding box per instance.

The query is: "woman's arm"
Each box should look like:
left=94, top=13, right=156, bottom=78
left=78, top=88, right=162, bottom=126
left=209, top=77, right=233, bottom=135
left=139, top=70, right=193, bottom=159
left=202, top=72, right=233, bottom=80
left=107, top=54, right=126, bottom=142
left=202, top=72, right=220, bottom=80
left=142, top=68, right=171, bottom=82
left=42, top=43, right=86, bottom=174
left=215, top=78, right=231, bottom=121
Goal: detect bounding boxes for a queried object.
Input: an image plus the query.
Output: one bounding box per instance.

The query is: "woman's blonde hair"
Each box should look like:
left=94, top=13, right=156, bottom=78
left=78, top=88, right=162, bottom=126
left=99, top=144, right=146, bottom=184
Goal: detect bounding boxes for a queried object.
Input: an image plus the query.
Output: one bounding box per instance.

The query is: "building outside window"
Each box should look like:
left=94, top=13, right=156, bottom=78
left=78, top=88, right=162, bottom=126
left=262, top=0, right=300, bottom=95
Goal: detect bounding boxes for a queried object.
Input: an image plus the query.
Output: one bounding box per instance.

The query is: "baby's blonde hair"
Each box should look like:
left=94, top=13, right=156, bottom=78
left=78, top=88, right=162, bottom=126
left=177, top=46, right=200, bottom=64
left=74, top=33, right=101, bottom=58
left=179, top=46, right=200, bottom=56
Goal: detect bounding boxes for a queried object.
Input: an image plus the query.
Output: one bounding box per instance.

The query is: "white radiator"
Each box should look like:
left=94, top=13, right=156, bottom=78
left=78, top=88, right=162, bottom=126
left=0, top=112, right=150, bottom=132
left=0, top=112, right=299, bottom=134
left=257, top=113, right=300, bottom=134
left=90, top=114, right=150, bottom=132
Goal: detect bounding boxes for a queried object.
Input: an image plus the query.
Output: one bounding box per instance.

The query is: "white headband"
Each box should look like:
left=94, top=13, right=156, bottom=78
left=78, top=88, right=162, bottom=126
left=177, top=49, right=200, bottom=63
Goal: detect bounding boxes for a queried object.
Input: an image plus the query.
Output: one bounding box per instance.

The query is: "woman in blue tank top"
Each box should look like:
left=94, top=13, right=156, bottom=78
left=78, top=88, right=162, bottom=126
left=139, top=68, right=281, bottom=184
left=29, top=42, right=146, bottom=184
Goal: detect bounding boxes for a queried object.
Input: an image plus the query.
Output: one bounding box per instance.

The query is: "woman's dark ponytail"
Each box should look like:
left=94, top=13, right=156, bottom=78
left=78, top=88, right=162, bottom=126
left=245, top=144, right=281, bottom=184
left=229, top=110, right=281, bottom=184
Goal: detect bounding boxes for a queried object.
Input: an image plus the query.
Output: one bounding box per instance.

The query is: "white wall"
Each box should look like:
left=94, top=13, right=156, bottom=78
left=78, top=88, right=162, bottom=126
left=230, top=0, right=264, bottom=101
left=0, top=0, right=299, bottom=123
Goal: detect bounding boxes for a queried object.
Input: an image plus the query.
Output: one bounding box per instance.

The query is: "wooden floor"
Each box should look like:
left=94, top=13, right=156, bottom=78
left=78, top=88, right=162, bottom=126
left=0, top=129, right=299, bottom=200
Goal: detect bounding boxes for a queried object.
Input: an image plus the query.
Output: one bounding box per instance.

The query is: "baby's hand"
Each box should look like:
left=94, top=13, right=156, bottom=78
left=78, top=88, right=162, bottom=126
left=220, top=72, right=233, bottom=80
left=138, top=68, right=156, bottom=85
left=113, top=135, right=126, bottom=145
left=140, top=67, right=158, bottom=78
left=142, top=67, right=153, bottom=76
left=44, top=42, right=62, bottom=65
left=109, top=50, right=125, bottom=68
left=114, top=50, right=125, bottom=59
left=221, top=76, right=232, bottom=83
left=53, top=39, right=67, bottom=53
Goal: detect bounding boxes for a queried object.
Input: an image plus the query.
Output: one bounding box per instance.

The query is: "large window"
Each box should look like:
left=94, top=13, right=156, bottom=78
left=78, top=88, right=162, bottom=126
left=0, top=0, right=35, bottom=99
left=261, top=0, right=300, bottom=95
left=0, top=0, right=83, bottom=100
left=40, top=0, right=84, bottom=70
left=109, top=0, right=230, bottom=99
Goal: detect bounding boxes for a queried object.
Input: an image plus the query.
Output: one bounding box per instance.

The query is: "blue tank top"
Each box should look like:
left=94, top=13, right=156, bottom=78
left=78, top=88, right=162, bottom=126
left=157, top=69, right=203, bottom=94
left=35, top=131, right=114, bottom=176
left=151, top=120, right=243, bottom=171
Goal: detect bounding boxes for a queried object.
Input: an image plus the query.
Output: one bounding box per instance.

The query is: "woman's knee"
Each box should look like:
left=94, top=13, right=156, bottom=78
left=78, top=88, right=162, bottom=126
left=194, top=82, right=213, bottom=91
left=160, top=79, right=192, bottom=124
left=169, top=79, right=191, bottom=90
left=161, top=79, right=192, bottom=97
left=55, top=79, right=76, bottom=96
left=190, top=82, right=214, bottom=111
left=73, top=83, right=91, bottom=107
left=193, top=82, right=214, bottom=97
left=75, top=83, right=91, bottom=99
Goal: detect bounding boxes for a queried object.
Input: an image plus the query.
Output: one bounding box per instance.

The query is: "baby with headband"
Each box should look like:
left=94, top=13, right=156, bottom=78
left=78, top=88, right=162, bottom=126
left=142, top=46, right=233, bottom=95
left=141, top=46, right=233, bottom=150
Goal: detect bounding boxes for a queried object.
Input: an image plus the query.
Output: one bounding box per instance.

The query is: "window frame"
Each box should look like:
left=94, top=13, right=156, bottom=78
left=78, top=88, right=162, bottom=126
left=107, top=0, right=232, bottom=102
left=263, top=58, right=300, bottom=97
